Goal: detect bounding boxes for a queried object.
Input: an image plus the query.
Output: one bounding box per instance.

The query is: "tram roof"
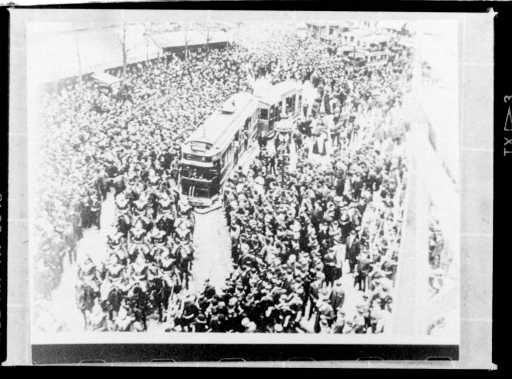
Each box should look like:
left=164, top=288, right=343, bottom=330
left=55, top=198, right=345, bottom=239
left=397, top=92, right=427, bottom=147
left=186, top=92, right=260, bottom=152
left=254, top=79, right=301, bottom=105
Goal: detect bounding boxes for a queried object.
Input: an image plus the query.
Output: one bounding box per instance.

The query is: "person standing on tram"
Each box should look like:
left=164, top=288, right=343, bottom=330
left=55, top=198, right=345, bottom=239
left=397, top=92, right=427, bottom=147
left=268, top=146, right=277, bottom=175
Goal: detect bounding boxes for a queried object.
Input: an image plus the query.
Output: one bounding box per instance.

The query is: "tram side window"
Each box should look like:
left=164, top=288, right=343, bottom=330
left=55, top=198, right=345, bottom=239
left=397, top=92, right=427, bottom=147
left=276, top=102, right=283, bottom=120
left=181, top=164, right=212, bottom=180
left=180, top=165, right=190, bottom=178
left=184, top=165, right=199, bottom=179
left=271, top=105, right=280, bottom=121
left=181, top=181, right=192, bottom=195
left=210, top=166, right=220, bottom=182
left=286, top=96, right=294, bottom=114
left=223, top=144, right=232, bottom=167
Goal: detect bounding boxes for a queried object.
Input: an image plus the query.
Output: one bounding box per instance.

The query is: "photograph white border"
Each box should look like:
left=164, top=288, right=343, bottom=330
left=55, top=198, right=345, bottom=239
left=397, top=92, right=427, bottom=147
left=6, top=9, right=493, bottom=368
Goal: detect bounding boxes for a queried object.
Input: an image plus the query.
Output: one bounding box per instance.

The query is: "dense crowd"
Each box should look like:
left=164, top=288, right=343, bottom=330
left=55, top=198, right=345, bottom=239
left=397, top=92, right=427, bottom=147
left=159, top=30, right=410, bottom=333
left=201, top=47, right=409, bottom=334
left=213, top=142, right=405, bottom=333
left=34, top=46, right=253, bottom=330
left=34, top=24, right=413, bottom=333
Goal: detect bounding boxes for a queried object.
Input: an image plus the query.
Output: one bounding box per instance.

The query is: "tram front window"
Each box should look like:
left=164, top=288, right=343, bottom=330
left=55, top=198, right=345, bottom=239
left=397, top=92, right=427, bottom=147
left=181, top=164, right=214, bottom=180
left=193, top=187, right=210, bottom=198
left=181, top=180, right=216, bottom=199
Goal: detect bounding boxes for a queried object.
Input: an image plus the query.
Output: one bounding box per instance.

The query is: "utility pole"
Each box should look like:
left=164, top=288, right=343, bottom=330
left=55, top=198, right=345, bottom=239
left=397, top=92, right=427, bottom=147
left=121, top=21, right=127, bottom=83
left=74, top=31, right=83, bottom=96
left=144, top=23, right=149, bottom=61
left=206, top=10, right=211, bottom=53
left=113, top=11, right=130, bottom=89
left=185, top=20, right=189, bottom=61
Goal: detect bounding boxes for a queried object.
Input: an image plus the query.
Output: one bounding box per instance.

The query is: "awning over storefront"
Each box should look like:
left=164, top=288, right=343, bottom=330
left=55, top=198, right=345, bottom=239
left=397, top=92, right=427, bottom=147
left=91, top=72, right=122, bottom=87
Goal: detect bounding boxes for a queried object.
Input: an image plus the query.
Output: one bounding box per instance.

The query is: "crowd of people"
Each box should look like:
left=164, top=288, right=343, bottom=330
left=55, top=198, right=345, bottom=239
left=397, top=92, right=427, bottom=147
left=212, top=53, right=409, bottom=333
left=155, top=29, right=410, bottom=334
left=34, top=46, right=253, bottom=330
left=34, top=22, right=413, bottom=333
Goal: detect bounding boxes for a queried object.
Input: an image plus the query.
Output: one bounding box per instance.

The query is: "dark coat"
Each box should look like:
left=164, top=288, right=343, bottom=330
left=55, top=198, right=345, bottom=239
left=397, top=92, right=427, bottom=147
left=346, top=237, right=361, bottom=262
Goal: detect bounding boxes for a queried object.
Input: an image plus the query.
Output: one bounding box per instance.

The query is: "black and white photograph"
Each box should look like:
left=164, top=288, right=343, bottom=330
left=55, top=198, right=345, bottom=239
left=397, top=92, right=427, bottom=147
left=19, top=10, right=464, bottom=345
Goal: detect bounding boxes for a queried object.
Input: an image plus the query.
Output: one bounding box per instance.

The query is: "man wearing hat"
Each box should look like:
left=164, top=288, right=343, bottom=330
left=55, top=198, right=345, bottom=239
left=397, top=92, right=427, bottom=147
left=180, top=294, right=199, bottom=331
left=306, top=272, right=324, bottom=321
left=89, top=297, right=108, bottom=331
left=89, top=191, right=102, bottom=230
left=352, top=305, right=367, bottom=334
left=193, top=313, right=208, bottom=332
left=346, top=228, right=361, bottom=274
left=329, top=280, right=345, bottom=314
left=78, top=255, right=101, bottom=291
left=314, top=288, right=335, bottom=333
left=322, top=247, right=340, bottom=287
left=339, top=210, right=352, bottom=243
left=355, top=251, right=372, bottom=292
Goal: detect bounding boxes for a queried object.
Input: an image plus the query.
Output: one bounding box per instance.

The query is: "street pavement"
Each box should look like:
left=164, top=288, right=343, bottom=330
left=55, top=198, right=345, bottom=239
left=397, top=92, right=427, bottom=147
left=189, top=208, right=233, bottom=294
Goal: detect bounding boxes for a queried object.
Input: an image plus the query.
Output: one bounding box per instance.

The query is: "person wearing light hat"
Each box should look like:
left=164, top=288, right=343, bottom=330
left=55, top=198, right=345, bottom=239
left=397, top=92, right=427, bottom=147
left=89, top=296, right=109, bottom=331
left=245, top=320, right=257, bottom=333
left=329, top=279, right=345, bottom=314
left=193, top=313, right=208, bottom=332
left=352, top=306, right=367, bottom=334
left=240, top=316, right=253, bottom=332
left=129, top=217, right=147, bottom=245
left=105, top=252, right=124, bottom=284
left=78, top=255, right=100, bottom=292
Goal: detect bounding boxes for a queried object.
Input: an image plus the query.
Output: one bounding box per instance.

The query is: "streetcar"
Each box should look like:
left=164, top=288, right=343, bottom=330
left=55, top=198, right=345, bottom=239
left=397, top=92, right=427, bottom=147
left=179, top=80, right=303, bottom=211
left=254, top=79, right=303, bottom=136
left=179, top=92, right=261, bottom=210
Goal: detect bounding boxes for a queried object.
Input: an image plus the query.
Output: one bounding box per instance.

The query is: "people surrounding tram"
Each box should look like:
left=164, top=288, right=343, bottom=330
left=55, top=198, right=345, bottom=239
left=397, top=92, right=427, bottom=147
left=34, top=23, right=412, bottom=333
